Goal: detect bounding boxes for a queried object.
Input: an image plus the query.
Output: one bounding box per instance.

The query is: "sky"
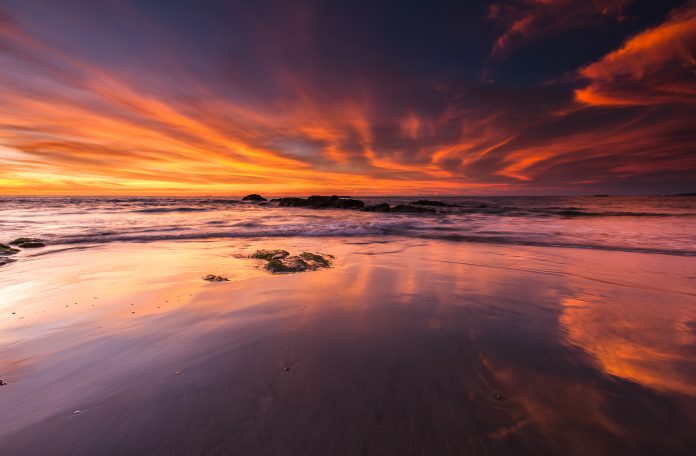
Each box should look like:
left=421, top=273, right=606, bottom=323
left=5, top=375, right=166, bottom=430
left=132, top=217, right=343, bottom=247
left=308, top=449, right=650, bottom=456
left=0, top=0, right=694, bottom=196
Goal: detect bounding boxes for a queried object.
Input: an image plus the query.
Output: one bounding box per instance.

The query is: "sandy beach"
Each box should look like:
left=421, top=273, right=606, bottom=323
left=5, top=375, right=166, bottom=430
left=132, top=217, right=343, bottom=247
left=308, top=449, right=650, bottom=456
left=2, top=236, right=695, bottom=455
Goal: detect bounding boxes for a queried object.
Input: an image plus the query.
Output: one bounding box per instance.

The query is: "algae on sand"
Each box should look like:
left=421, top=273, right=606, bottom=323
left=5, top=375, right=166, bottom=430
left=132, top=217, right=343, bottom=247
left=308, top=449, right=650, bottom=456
left=250, top=250, right=333, bottom=274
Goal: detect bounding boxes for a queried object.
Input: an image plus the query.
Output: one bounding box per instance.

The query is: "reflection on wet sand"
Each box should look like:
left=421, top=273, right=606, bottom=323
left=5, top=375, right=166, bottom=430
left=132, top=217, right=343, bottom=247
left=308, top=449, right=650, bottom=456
left=0, top=238, right=695, bottom=455
left=561, top=294, right=696, bottom=397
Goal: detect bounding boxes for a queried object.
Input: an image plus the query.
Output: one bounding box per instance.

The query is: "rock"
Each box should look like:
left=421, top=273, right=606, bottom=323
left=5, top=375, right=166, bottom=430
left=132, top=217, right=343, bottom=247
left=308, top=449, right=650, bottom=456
left=9, top=238, right=46, bottom=248
left=255, top=250, right=333, bottom=273
left=362, top=203, right=391, bottom=212
left=277, top=197, right=307, bottom=207
left=202, top=274, right=230, bottom=282
left=242, top=194, right=267, bottom=202
left=299, top=252, right=332, bottom=268
left=277, top=195, right=364, bottom=210
left=0, top=379, right=7, bottom=386
left=266, top=256, right=309, bottom=273
left=390, top=204, right=436, bottom=214
left=250, top=249, right=289, bottom=261
left=0, top=243, right=20, bottom=255
left=410, top=199, right=456, bottom=207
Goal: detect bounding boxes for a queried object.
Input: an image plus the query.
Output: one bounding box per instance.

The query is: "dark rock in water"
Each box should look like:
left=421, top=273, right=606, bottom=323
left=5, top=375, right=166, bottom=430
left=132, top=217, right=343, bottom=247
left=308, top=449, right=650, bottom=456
left=277, top=195, right=364, bottom=210
left=390, top=204, right=436, bottom=214
left=299, top=252, right=332, bottom=268
left=266, top=256, right=309, bottom=273
left=9, top=238, right=46, bottom=248
left=242, top=194, right=267, bottom=202
left=253, top=250, right=333, bottom=273
left=250, top=249, right=289, bottom=261
left=202, top=274, right=230, bottom=282
left=277, top=197, right=306, bottom=207
left=362, top=203, right=391, bottom=212
left=0, top=243, right=20, bottom=255
left=410, top=199, right=456, bottom=207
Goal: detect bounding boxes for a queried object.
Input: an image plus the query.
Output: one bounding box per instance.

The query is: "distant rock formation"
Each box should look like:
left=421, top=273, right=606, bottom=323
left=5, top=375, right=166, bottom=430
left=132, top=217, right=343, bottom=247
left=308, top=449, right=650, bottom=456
left=277, top=195, right=364, bottom=210
left=242, top=194, right=267, bottom=202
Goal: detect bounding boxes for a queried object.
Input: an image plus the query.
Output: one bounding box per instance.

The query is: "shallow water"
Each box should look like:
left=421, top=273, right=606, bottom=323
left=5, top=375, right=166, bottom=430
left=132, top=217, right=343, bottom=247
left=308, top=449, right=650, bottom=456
left=1, top=195, right=695, bottom=258
left=0, top=237, right=695, bottom=455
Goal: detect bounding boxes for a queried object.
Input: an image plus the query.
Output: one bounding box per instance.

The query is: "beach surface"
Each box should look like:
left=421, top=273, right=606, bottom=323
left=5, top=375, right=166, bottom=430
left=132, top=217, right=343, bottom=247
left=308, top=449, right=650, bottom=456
left=1, top=234, right=695, bottom=455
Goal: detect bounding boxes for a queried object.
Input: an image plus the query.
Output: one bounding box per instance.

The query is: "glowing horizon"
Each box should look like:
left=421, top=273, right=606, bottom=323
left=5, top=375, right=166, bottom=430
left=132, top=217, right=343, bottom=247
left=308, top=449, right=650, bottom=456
left=1, top=0, right=694, bottom=196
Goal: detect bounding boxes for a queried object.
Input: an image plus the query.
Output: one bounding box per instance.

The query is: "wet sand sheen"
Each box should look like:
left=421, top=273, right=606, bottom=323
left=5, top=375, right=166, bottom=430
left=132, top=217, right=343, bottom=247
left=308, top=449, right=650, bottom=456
left=1, top=238, right=695, bottom=455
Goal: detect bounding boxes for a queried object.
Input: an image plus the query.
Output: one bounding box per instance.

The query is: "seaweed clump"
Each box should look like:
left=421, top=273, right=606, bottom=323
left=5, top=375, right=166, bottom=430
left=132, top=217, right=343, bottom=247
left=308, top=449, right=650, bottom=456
left=250, top=249, right=333, bottom=274
left=249, top=249, right=289, bottom=261
left=203, top=274, right=230, bottom=282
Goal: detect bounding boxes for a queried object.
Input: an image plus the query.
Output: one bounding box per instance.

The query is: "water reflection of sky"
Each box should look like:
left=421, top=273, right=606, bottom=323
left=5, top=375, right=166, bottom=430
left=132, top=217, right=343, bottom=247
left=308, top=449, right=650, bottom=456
left=0, top=238, right=695, bottom=453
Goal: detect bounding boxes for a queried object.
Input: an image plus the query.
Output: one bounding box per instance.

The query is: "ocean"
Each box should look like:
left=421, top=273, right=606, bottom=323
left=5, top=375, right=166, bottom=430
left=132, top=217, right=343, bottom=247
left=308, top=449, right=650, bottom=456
left=1, top=195, right=694, bottom=260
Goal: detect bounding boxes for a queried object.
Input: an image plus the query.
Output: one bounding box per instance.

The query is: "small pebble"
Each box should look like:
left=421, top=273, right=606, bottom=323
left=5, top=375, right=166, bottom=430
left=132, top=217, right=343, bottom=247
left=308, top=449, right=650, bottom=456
left=494, top=393, right=504, bottom=401
left=176, top=371, right=182, bottom=375
left=73, top=410, right=80, bottom=415
left=0, top=379, right=7, bottom=386
left=284, top=367, right=291, bottom=372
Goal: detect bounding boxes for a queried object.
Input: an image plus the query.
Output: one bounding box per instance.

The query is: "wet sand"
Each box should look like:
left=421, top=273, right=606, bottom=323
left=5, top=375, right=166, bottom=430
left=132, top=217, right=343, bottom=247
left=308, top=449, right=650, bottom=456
left=1, top=238, right=695, bottom=455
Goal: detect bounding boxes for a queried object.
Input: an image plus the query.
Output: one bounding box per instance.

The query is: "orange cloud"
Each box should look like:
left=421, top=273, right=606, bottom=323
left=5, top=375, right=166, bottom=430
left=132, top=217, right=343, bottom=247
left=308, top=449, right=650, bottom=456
left=576, top=1, right=696, bottom=106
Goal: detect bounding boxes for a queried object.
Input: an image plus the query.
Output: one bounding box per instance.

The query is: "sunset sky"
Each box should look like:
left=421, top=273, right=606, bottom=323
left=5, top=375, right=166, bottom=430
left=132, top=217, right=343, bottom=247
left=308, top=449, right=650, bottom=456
left=0, top=0, right=694, bottom=195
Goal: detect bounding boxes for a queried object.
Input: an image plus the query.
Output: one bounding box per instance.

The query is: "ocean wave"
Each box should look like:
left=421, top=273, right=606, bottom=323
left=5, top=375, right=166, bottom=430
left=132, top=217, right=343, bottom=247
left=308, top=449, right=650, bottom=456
left=40, top=224, right=695, bottom=257
left=455, top=207, right=696, bottom=217
left=131, top=207, right=212, bottom=213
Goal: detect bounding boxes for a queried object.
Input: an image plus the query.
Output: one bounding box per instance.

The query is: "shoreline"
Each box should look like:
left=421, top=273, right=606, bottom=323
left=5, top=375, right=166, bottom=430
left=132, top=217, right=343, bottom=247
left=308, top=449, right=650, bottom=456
left=1, top=237, right=695, bottom=454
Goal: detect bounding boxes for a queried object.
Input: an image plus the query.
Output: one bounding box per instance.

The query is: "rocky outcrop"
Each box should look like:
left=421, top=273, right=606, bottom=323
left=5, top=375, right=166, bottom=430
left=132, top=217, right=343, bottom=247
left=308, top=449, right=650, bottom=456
left=249, top=249, right=289, bottom=261
left=242, top=194, right=267, bottom=202
left=410, top=200, right=457, bottom=207
left=9, top=238, right=46, bottom=248
left=203, top=274, right=230, bottom=282
left=250, top=249, right=333, bottom=273
left=277, top=195, right=364, bottom=210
